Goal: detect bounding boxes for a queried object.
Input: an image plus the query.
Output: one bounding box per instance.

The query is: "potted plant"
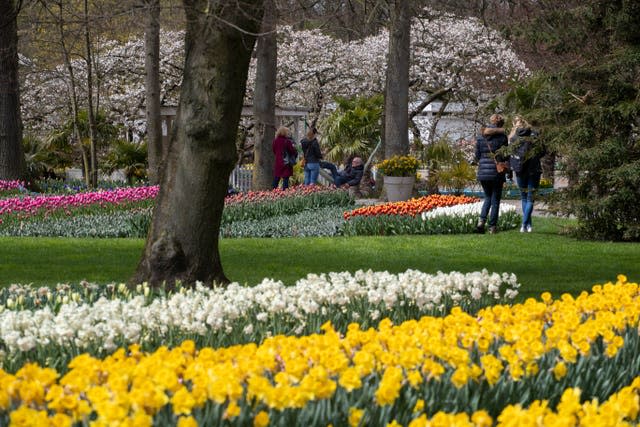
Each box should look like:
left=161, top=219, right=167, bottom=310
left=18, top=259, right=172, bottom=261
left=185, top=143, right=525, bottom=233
left=376, top=154, right=420, bottom=201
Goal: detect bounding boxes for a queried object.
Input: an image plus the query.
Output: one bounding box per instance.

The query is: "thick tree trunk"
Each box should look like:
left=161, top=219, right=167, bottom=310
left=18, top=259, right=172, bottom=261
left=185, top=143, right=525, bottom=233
left=0, top=0, right=26, bottom=180
left=132, top=0, right=264, bottom=289
left=144, top=0, right=162, bottom=185
left=383, top=0, right=411, bottom=158
left=252, top=0, right=277, bottom=190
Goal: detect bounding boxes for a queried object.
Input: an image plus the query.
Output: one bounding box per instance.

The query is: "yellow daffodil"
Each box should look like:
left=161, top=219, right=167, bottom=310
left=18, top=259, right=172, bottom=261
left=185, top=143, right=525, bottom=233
left=348, top=407, right=364, bottom=427
left=253, top=410, right=269, bottom=427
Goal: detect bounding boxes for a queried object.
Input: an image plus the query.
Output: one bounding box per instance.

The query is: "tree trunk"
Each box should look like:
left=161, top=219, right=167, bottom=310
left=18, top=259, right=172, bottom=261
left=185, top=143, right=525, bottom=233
left=144, top=0, right=162, bottom=185
left=50, top=1, right=84, bottom=186
left=132, top=0, right=264, bottom=289
left=84, top=0, right=98, bottom=188
left=252, top=0, right=277, bottom=190
left=0, top=0, right=26, bottom=181
left=383, top=0, right=410, bottom=158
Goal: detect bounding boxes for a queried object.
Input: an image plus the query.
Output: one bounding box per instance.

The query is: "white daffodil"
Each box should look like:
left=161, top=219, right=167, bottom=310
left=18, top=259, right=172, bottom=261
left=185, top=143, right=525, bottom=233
left=0, top=269, right=519, bottom=355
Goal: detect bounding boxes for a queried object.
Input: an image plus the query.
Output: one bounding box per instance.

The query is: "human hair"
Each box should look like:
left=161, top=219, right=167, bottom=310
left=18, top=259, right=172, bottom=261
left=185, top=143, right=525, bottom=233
left=490, top=114, right=504, bottom=127
left=276, top=126, right=290, bottom=137
left=306, top=127, right=316, bottom=139
left=513, top=115, right=531, bottom=129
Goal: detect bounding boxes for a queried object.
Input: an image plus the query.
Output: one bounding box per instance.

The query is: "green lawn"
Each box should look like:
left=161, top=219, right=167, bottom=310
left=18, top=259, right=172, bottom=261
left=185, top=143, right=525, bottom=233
left=1, top=217, right=638, bottom=300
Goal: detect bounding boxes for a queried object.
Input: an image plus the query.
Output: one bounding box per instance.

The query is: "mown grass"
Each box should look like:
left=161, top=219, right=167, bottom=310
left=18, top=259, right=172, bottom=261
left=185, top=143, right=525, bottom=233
left=1, top=217, right=638, bottom=300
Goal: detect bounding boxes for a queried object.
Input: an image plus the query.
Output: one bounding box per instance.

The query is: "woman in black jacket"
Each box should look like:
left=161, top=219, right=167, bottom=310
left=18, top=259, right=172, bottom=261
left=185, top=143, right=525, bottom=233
left=509, top=116, right=545, bottom=233
left=474, top=114, right=509, bottom=234
left=300, top=127, right=323, bottom=185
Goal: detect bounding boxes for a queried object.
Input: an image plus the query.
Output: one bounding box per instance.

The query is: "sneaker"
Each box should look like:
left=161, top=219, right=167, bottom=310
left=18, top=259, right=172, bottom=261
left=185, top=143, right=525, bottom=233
left=475, top=220, right=486, bottom=234
left=519, top=226, right=526, bottom=233
left=489, top=226, right=497, bottom=234
left=526, top=225, right=532, bottom=233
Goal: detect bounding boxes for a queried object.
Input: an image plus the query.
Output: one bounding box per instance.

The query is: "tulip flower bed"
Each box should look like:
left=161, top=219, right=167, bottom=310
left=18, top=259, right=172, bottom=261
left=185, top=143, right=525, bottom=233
left=342, top=195, right=521, bottom=236
left=0, top=180, right=26, bottom=198
left=343, top=194, right=479, bottom=220
left=0, top=185, right=158, bottom=228
left=0, top=185, right=354, bottom=238
left=0, top=179, right=25, bottom=192
left=0, top=187, right=157, bottom=238
left=0, top=184, right=519, bottom=238
left=0, top=269, right=518, bottom=372
left=0, top=275, right=639, bottom=426
left=221, top=205, right=347, bottom=238
left=222, top=185, right=354, bottom=224
left=129, top=186, right=355, bottom=239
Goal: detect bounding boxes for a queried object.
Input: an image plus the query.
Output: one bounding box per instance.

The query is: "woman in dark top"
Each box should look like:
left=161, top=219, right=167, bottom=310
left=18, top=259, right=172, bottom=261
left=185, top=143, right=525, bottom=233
left=300, top=127, right=323, bottom=185
left=509, top=116, right=545, bottom=233
left=474, top=114, right=509, bottom=234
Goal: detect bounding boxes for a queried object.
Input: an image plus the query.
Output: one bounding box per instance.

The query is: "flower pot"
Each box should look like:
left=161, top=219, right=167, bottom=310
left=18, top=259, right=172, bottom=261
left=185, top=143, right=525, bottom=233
left=384, top=176, right=415, bottom=202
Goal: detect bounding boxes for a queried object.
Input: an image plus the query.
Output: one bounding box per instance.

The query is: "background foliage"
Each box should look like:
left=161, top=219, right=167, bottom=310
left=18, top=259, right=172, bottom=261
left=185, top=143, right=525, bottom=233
left=497, top=1, right=640, bottom=241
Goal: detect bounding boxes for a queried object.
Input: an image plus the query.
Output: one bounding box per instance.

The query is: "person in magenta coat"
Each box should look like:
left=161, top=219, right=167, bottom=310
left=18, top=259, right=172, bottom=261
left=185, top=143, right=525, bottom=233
left=272, top=126, right=298, bottom=189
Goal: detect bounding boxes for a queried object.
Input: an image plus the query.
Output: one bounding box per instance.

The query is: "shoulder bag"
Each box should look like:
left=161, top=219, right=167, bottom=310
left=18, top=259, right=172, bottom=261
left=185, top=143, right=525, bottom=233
left=485, top=140, right=509, bottom=174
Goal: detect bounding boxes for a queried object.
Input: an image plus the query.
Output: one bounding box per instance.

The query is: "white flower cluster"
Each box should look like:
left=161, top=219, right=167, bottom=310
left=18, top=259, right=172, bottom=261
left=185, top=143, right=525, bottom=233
left=20, top=10, right=528, bottom=137
left=421, top=202, right=517, bottom=220
left=0, top=270, right=519, bottom=353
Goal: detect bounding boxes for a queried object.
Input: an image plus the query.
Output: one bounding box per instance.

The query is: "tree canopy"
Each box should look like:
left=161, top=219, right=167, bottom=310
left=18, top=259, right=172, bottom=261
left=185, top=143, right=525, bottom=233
left=497, top=0, right=640, bottom=241
left=19, top=8, right=528, bottom=142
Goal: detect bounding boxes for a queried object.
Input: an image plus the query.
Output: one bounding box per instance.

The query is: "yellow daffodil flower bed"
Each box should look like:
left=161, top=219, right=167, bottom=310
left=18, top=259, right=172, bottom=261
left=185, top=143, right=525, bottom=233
left=1, top=275, right=639, bottom=426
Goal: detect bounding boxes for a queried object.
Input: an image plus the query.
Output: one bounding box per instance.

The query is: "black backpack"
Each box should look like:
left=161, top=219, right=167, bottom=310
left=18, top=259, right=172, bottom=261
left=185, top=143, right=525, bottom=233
left=510, top=137, right=532, bottom=173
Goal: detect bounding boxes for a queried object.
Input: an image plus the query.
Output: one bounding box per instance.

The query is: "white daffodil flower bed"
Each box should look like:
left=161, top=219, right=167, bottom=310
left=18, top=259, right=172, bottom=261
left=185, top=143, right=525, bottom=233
left=342, top=201, right=520, bottom=235
left=421, top=201, right=517, bottom=220
left=0, top=269, right=519, bottom=370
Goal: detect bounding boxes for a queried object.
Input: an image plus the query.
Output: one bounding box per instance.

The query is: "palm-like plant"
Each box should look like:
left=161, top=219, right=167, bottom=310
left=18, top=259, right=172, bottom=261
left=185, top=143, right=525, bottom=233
left=102, top=140, right=148, bottom=184
left=424, top=137, right=475, bottom=194
left=22, top=135, right=73, bottom=181
left=321, top=94, right=383, bottom=163
left=45, top=110, right=121, bottom=182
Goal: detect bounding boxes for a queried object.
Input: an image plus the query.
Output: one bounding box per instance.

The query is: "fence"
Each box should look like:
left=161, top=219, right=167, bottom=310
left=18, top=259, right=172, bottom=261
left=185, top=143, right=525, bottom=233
left=229, top=164, right=333, bottom=192
left=229, top=165, right=253, bottom=192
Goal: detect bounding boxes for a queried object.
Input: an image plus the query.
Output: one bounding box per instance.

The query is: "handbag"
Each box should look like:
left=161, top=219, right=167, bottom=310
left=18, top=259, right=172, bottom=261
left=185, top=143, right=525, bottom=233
left=496, top=161, right=509, bottom=173
left=282, top=143, right=298, bottom=166
left=283, top=151, right=297, bottom=166
left=485, top=140, right=509, bottom=174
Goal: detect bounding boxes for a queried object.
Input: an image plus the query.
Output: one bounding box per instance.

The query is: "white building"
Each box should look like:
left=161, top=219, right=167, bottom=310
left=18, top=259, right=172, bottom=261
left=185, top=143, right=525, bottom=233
left=411, top=101, right=480, bottom=145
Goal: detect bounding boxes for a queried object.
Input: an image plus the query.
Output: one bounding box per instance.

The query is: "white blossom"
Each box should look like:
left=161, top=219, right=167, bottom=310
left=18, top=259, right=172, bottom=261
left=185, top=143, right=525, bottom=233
left=0, top=269, right=519, bottom=354
left=20, top=11, right=527, bottom=139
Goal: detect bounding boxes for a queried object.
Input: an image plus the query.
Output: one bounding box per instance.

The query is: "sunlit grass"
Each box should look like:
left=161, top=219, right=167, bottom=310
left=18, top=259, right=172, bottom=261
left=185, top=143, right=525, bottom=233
left=1, top=217, right=638, bottom=300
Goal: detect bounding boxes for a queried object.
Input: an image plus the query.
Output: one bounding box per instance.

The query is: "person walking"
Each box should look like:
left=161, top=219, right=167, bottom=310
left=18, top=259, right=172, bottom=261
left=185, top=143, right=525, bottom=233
left=509, top=116, right=546, bottom=232
left=474, top=114, right=509, bottom=234
left=300, top=127, right=323, bottom=185
left=272, top=126, right=297, bottom=189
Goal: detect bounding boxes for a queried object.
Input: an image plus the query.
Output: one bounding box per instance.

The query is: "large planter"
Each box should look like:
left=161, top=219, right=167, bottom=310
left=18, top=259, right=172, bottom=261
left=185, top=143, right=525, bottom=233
left=384, top=175, right=415, bottom=202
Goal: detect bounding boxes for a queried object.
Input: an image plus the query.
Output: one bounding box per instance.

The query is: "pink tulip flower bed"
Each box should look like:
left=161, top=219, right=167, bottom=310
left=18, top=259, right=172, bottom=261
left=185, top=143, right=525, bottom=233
left=0, top=185, right=159, bottom=223
left=0, top=182, right=353, bottom=237
left=0, top=180, right=25, bottom=191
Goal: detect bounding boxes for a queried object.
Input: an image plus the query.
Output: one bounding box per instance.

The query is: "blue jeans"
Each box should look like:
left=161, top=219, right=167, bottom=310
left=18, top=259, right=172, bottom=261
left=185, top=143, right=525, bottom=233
left=304, top=162, right=320, bottom=185
left=516, top=173, right=541, bottom=227
left=272, top=176, right=290, bottom=190
left=479, top=179, right=504, bottom=227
